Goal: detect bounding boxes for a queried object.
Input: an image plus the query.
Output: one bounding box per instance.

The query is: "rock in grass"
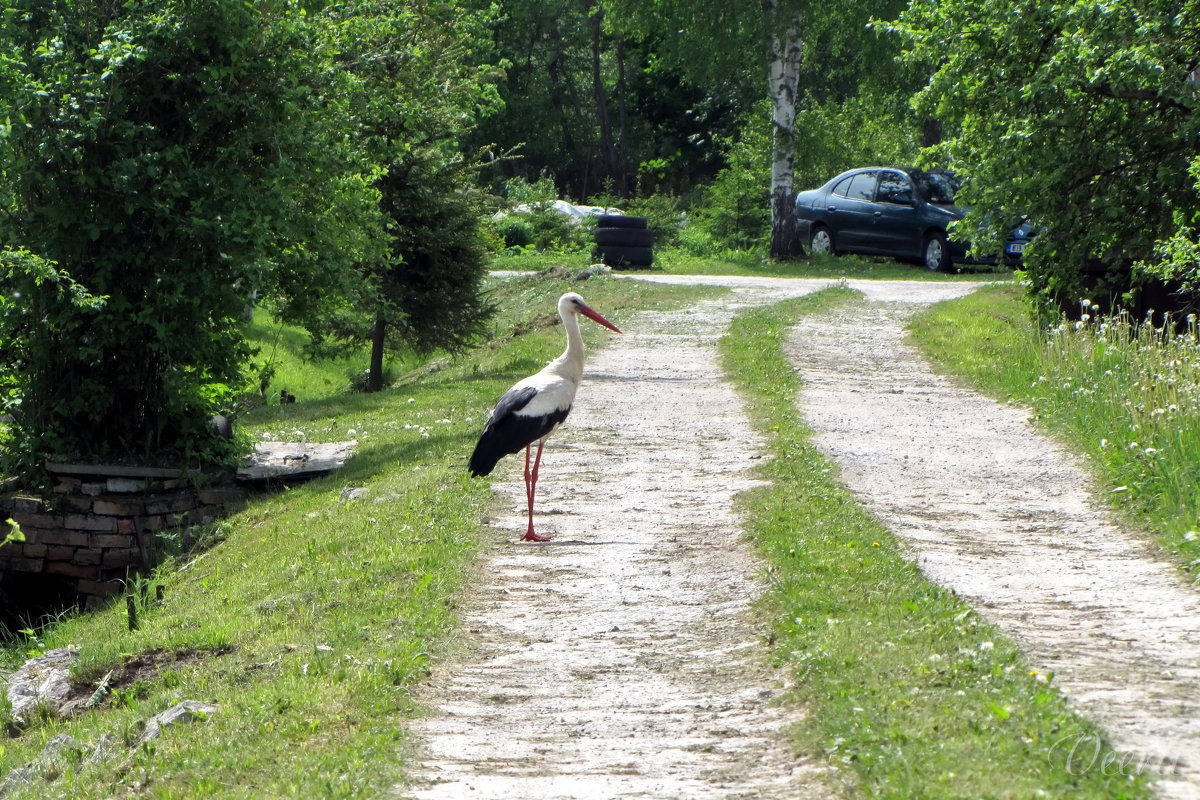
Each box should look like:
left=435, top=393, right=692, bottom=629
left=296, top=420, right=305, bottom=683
left=6, top=647, right=79, bottom=725
left=0, top=734, right=83, bottom=798
left=139, top=700, right=219, bottom=743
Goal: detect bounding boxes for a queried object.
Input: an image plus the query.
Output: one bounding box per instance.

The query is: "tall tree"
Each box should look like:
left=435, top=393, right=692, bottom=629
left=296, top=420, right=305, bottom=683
left=893, top=0, right=1200, bottom=311
left=302, top=0, right=501, bottom=392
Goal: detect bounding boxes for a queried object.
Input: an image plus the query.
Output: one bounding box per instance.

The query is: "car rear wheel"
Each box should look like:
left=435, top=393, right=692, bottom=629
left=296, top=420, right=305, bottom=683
left=923, top=232, right=953, bottom=273
left=810, top=226, right=835, bottom=255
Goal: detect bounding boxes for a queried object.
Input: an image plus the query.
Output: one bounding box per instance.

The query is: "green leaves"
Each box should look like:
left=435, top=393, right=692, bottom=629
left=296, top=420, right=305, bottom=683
left=893, top=0, right=1200, bottom=309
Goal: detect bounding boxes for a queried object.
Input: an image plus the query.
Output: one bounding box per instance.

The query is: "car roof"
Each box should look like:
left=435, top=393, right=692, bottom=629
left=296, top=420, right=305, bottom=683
left=825, top=166, right=920, bottom=186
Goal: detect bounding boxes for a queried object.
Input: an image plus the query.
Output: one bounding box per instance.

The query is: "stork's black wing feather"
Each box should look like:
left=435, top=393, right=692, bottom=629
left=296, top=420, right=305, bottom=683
left=468, top=386, right=570, bottom=477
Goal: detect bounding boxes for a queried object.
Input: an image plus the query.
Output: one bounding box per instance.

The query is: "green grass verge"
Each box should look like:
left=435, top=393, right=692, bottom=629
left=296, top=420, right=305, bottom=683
left=0, top=273, right=721, bottom=799
left=910, top=283, right=1200, bottom=577
left=491, top=245, right=1014, bottom=282
left=721, top=289, right=1153, bottom=799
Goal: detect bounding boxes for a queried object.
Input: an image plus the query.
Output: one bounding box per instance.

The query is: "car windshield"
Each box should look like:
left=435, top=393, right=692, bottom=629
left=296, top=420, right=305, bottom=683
left=913, top=171, right=959, bottom=205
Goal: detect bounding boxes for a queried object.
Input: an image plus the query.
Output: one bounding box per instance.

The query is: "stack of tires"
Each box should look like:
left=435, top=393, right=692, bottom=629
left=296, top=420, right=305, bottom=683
left=593, top=214, right=653, bottom=269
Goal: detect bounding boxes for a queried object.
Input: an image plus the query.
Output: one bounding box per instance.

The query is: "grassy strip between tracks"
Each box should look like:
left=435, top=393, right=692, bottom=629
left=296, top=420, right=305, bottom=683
left=720, top=287, right=1154, bottom=800
left=0, top=274, right=720, bottom=800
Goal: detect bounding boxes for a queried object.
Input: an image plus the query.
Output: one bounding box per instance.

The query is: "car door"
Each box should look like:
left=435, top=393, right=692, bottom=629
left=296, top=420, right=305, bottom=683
left=827, top=170, right=877, bottom=250
left=869, top=170, right=921, bottom=257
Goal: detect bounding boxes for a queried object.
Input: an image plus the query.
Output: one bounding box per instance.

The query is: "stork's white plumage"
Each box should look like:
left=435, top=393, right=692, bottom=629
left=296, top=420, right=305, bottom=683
left=469, top=292, right=621, bottom=541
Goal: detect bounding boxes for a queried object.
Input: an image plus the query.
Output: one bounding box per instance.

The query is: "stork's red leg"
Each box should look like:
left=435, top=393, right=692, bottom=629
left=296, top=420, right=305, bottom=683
left=521, top=440, right=550, bottom=542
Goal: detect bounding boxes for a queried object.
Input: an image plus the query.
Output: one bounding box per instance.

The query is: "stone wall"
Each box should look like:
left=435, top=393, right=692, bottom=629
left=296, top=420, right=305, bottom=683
left=0, top=472, right=245, bottom=609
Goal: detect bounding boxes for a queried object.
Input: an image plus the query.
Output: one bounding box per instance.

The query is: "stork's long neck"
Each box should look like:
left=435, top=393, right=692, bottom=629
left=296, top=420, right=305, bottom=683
left=553, top=310, right=586, bottom=383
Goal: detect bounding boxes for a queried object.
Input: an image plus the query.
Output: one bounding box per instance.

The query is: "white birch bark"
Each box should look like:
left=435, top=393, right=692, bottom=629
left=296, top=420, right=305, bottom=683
left=767, top=13, right=803, bottom=258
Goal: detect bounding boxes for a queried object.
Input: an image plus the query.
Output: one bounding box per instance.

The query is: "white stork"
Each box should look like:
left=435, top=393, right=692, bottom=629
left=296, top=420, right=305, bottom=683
left=469, top=292, right=621, bottom=541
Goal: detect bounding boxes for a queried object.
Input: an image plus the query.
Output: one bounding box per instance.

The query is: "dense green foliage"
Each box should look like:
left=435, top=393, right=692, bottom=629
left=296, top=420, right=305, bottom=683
left=296, top=1, right=501, bottom=392
left=0, top=1, right=366, bottom=471
left=0, top=0, right=503, bottom=472
left=893, top=0, right=1200, bottom=311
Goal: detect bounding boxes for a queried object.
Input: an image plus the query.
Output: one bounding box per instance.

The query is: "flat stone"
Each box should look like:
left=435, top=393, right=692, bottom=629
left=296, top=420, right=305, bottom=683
left=46, top=462, right=183, bottom=479
left=6, top=647, right=79, bottom=724
left=106, top=478, right=149, bottom=493
left=237, top=441, right=358, bottom=482
left=140, top=701, right=219, bottom=742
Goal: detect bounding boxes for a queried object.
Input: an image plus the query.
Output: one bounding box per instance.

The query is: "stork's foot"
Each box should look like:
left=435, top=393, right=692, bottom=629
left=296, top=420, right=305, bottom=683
left=520, top=530, right=552, bottom=542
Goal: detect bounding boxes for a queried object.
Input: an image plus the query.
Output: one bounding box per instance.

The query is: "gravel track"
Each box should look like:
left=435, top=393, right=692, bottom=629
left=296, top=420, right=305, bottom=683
left=783, top=294, right=1200, bottom=800
left=399, top=286, right=835, bottom=800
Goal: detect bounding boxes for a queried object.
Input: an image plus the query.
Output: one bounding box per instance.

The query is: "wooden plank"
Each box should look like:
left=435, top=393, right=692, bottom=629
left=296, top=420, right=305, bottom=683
left=236, top=440, right=358, bottom=482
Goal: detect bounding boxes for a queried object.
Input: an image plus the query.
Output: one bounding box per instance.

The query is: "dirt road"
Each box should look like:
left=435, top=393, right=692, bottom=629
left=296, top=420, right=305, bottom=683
left=400, top=285, right=836, bottom=800
left=400, top=274, right=1200, bottom=800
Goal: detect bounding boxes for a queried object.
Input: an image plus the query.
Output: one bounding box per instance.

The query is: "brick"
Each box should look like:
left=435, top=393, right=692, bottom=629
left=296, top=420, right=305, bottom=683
left=106, top=478, right=148, bottom=494
left=9, top=557, right=44, bottom=572
left=21, top=543, right=47, bottom=558
left=91, top=534, right=135, bottom=549
left=81, top=483, right=104, bottom=496
left=11, top=496, right=43, bottom=513
left=60, top=495, right=96, bottom=512
left=46, top=545, right=75, bottom=560
left=135, top=515, right=166, bottom=532
left=160, top=479, right=188, bottom=490
left=74, top=548, right=101, bottom=566
left=46, top=561, right=97, bottom=579
left=102, top=548, right=142, bottom=568
left=64, top=514, right=117, bottom=532
left=116, top=518, right=136, bottom=534
left=12, top=511, right=62, bottom=529
left=93, top=499, right=146, bottom=516
left=77, top=579, right=120, bottom=597
left=37, top=529, right=91, bottom=547
left=198, top=487, right=245, bottom=505
left=52, top=478, right=82, bottom=494
left=146, top=494, right=198, bottom=516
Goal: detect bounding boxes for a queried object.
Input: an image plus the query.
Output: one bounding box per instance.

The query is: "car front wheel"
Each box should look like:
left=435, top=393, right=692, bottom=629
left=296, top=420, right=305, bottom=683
left=810, top=226, right=835, bottom=255
left=923, top=232, right=953, bottom=272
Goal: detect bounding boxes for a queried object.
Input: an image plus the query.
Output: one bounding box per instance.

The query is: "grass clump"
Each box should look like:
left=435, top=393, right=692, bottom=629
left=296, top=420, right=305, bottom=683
left=0, top=272, right=720, bottom=799
left=722, top=289, right=1151, bottom=799
left=910, top=283, right=1200, bottom=576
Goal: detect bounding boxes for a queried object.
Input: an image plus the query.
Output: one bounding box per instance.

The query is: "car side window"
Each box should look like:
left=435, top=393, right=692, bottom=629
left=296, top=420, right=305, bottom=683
left=831, top=176, right=854, bottom=198
left=846, top=172, right=877, bottom=201
left=876, top=172, right=914, bottom=204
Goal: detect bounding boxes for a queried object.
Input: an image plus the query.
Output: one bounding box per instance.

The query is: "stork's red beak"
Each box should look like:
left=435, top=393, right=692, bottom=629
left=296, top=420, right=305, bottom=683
left=579, top=305, right=621, bottom=333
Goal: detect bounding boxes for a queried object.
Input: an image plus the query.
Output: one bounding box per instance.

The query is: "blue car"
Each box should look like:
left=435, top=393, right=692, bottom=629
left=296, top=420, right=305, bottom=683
left=793, top=167, right=1032, bottom=272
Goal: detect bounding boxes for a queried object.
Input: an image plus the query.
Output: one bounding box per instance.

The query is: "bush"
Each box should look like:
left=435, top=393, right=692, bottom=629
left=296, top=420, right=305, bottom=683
left=489, top=175, right=594, bottom=253
left=0, top=2, right=357, bottom=473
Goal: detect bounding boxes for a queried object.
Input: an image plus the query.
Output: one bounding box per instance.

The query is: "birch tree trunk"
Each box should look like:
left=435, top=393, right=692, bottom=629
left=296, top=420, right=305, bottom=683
left=767, top=12, right=804, bottom=259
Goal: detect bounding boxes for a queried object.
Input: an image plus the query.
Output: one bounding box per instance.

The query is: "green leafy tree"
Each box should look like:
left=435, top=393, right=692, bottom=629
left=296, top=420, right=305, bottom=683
left=301, top=0, right=501, bottom=393
left=0, top=1, right=370, bottom=473
left=893, top=0, right=1200, bottom=311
